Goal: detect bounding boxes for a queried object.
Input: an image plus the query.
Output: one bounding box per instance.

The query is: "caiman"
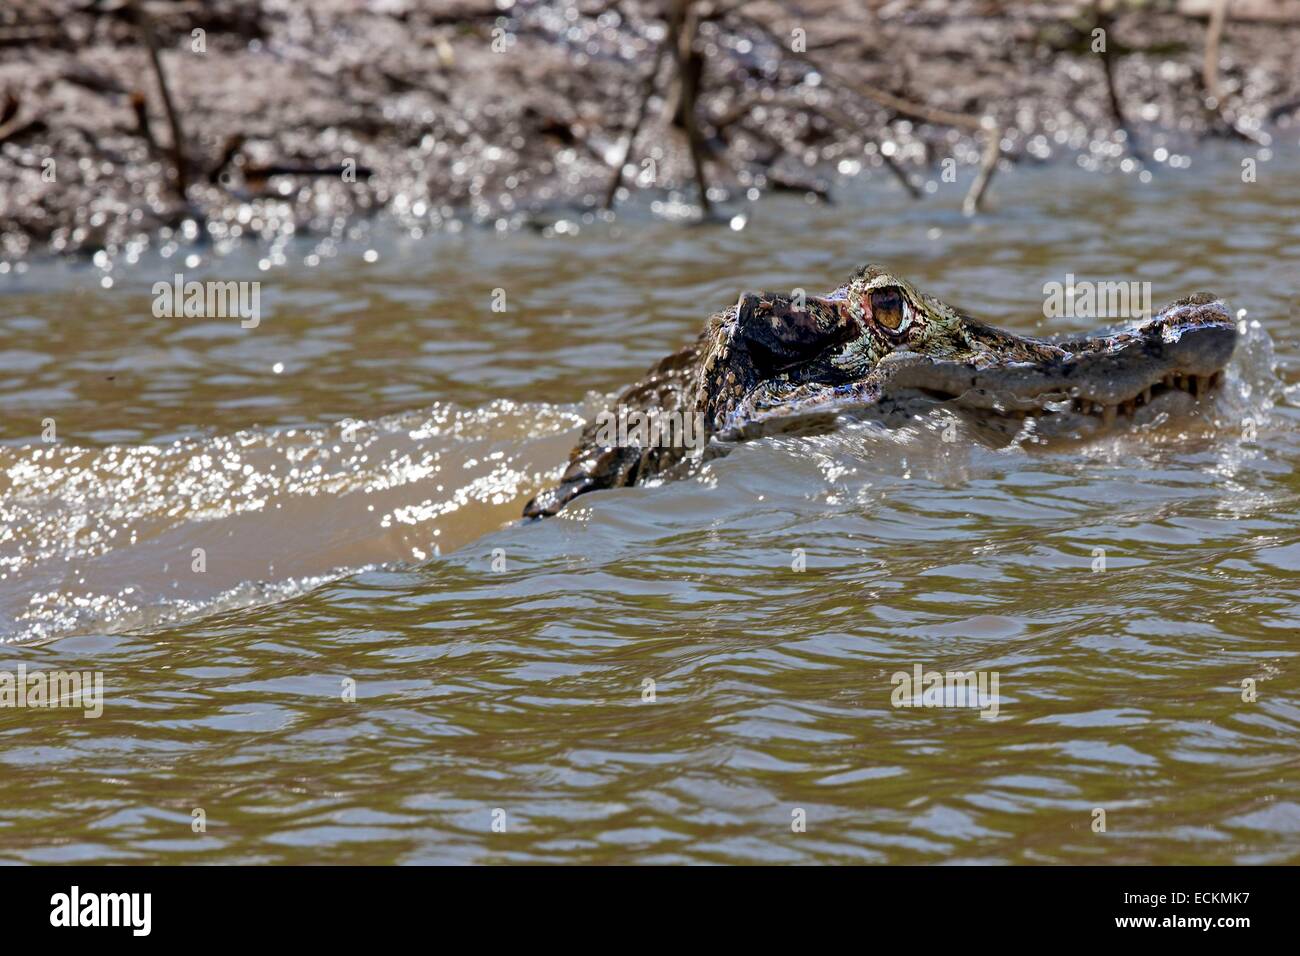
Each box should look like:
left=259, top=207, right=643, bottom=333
left=524, top=264, right=1236, bottom=518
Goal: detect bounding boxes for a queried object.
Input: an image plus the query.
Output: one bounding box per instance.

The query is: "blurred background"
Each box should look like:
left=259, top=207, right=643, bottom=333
left=1, top=0, right=1296, bottom=260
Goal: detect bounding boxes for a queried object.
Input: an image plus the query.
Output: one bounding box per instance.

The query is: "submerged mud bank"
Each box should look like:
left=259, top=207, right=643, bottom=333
left=1, top=0, right=1297, bottom=262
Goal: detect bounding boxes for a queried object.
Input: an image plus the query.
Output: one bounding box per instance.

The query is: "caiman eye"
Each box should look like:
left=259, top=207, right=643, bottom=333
left=869, top=287, right=910, bottom=333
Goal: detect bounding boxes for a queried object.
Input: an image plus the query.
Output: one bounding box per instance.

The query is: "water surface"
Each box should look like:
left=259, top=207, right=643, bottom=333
left=1, top=148, right=1298, bottom=863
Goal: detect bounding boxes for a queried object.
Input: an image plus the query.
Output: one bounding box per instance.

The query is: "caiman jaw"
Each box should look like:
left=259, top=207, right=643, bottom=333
left=714, top=285, right=1237, bottom=437
left=982, top=370, right=1222, bottom=426
left=891, top=295, right=1237, bottom=429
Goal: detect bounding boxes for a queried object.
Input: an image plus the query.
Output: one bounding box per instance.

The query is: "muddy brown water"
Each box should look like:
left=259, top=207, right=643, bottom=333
left=1, top=147, right=1297, bottom=863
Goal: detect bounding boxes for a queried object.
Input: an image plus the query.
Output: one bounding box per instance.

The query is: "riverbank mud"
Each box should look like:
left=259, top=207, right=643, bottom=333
left=1, top=0, right=1296, bottom=261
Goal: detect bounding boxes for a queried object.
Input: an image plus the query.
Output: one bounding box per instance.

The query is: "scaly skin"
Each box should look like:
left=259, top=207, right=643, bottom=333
left=524, top=264, right=1237, bottom=518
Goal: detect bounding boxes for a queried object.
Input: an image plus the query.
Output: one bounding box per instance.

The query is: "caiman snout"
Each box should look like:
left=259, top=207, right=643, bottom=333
left=883, top=293, right=1238, bottom=425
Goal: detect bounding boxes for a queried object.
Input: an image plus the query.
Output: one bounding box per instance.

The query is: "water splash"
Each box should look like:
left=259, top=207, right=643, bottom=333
left=0, top=400, right=583, bottom=644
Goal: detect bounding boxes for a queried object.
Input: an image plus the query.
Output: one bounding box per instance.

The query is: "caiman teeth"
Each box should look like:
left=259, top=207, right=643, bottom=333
left=1060, top=369, right=1220, bottom=423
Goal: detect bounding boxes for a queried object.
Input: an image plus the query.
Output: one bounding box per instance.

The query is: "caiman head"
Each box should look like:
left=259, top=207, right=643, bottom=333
left=699, top=264, right=1237, bottom=438
left=523, top=264, right=1237, bottom=518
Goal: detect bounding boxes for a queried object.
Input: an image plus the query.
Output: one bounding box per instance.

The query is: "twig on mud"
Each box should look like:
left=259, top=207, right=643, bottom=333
left=604, top=39, right=667, bottom=210
left=962, top=126, right=1001, bottom=217
left=1100, top=49, right=1138, bottom=153
left=207, top=134, right=245, bottom=185
left=724, top=7, right=987, bottom=133
left=1198, top=0, right=1262, bottom=143
left=579, top=0, right=625, bottom=17
left=763, top=167, right=833, bottom=203
left=804, top=100, right=921, bottom=199
left=425, top=3, right=513, bottom=27
left=60, top=63, right=130, bottom=97
left=669, top=0, right=713, bottom=217
left=0, top=25, right=62, bottom=46
left=721, top=5, right=1002, bottom=211
left=129, top=0, right=189, bottom=198
left=1095, top=4, right=1146, bottom=164
left=828, top=74, right=986, bottom=133
left=1267, top=97, right=1300, bottom=122
left=0, top=112, right=38, bottom=145
left=724, top=117, right=836, bottom=203
left=0, top=94, right=40, bottom=145
left=716, top=92, right=917, bottom=201
left=879, top=147, right=923, bottom=199
left=202, top=134, right=373, bottom=194
left=1202, top=0, right=1228, bottom=105
left=246, top=162, right=374, bottom=181
left=129, top=90, right=159, bottom=154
